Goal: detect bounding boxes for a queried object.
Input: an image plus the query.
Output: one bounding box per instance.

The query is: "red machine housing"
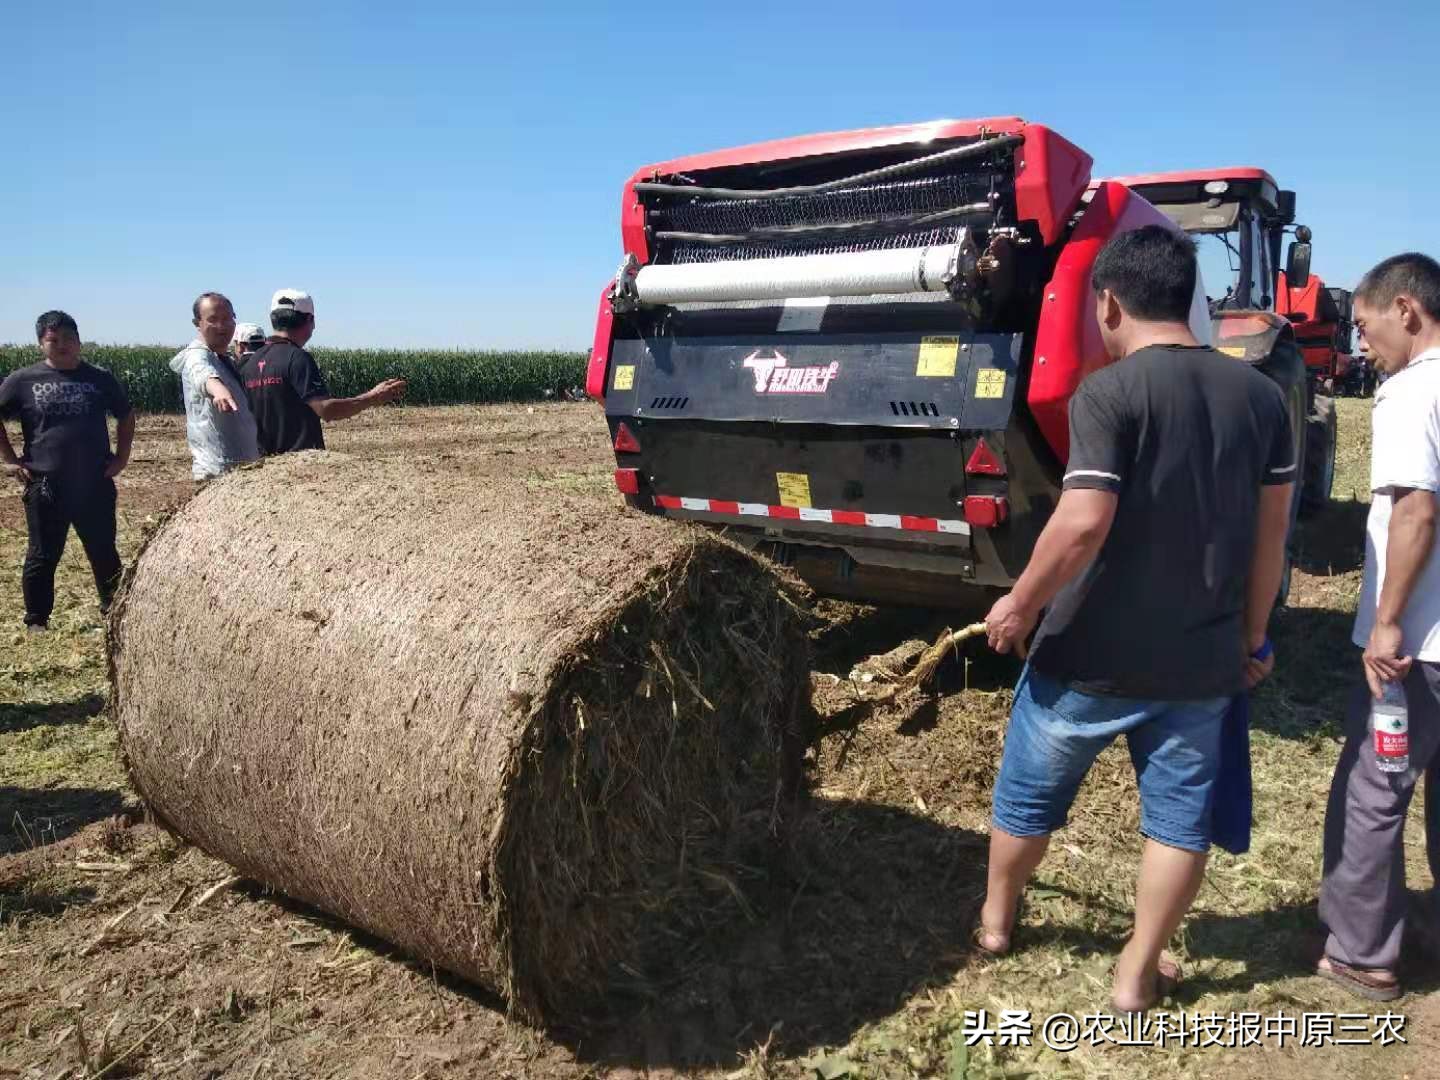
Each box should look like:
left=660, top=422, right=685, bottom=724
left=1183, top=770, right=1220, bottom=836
left=1028, top=181, right=1180, bottom=462
left=590, top=118, right=1094, bottom=469
left=590, top=121, right=1313, bottom=603
left=1276, top=270, right=1355, bottom=383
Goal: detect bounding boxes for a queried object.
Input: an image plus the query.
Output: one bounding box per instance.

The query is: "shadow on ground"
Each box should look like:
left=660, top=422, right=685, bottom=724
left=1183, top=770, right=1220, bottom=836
left=1254, top=605, right=1363, bottom=740
left=557, top=797, right=989, bottom=1070
left=227, top=795, right=990, bottom=1071
left=1, top=785, right=128, bottom=857
left=0, top=692, right=106, bottom=736
left=964, top=882, right=1438, bottom=1003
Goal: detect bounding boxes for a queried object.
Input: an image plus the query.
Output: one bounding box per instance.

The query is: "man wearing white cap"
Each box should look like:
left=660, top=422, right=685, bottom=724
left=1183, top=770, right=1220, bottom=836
left=230, top=323, right=267, bottom=368
left=169, top=292, right=260, bottom=481
left=240, top=289, right=406, bottom=455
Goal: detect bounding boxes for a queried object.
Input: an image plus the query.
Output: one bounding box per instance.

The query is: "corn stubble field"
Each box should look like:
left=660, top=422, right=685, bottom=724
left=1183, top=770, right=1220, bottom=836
left=0, top=396, right=1436, bottom=1079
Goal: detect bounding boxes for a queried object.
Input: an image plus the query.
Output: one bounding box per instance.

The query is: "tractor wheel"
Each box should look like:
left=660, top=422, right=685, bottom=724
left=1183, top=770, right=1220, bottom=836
left=1300, top=394, right=1337, bottom=517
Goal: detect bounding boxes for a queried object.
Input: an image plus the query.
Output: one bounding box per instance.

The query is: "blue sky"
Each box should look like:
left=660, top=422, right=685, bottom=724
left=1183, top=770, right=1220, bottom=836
left=3, top=1, right=1435, bottom=349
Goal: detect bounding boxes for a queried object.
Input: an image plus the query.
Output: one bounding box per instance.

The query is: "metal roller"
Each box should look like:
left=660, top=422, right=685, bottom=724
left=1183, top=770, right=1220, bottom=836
left=620, top=245, right=960, bottom=308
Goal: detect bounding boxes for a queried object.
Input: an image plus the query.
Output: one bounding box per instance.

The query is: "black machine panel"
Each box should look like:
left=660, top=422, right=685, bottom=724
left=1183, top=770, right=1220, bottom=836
left=604, top=332, right=1022, bottom=430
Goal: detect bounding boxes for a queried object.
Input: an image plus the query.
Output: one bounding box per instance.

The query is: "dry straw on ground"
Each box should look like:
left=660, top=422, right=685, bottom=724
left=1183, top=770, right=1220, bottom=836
left=108, top=453, right=808, bottom=1023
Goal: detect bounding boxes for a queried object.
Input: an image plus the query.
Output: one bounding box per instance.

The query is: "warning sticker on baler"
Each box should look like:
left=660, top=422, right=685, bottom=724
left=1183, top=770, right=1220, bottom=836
left=776, top=472, right=813, bottom=509
left=612, top=365, right=635, bottom=390
left=916, top=336, right=960, bottom=377
left=975, top=368, right=1007, bottom=398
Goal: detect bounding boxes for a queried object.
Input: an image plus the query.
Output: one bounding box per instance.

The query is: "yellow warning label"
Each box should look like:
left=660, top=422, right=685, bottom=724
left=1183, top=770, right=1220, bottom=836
left=612, top=364, right=635, bottom=390
left=776, top=472, right=813, bottom=509
left=1217, top=345, right=1248, bottom=359
left=916, top=336, right=960, bottom=377
left=975, top=368, right=1007, bottom=399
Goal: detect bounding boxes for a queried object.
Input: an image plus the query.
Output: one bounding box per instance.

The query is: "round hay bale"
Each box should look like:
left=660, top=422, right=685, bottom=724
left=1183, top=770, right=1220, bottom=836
left=109, top=453, right=807, bottom=1022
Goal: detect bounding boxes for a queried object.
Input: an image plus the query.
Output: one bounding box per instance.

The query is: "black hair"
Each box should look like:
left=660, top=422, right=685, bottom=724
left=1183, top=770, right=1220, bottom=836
left=271, top=306, right=313, bottom=332
left=35, top=310, right=79, bottom=342
left=1354, top=253, right=1440, bottom=322
left=192, top=292, right=232, bottom=322
left=1091, top=225, right=1198, bottom=323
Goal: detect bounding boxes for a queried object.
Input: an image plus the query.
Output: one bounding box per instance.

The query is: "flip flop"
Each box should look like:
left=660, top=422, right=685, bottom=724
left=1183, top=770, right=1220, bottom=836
left=1316, top=955, right=1402, bottom=1002
left=1111, top=957, right=1182, bottom=1013
left=972, top=895, right=1026, bottom=957
left=973, top=924, right=1012, bottom=957
left=1154, top=957, right=1182, bottom=1001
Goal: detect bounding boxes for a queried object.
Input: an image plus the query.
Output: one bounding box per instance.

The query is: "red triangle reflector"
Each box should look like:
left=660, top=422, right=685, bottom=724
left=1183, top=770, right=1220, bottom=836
left=965, top=437, right=1005, bottom=476
left=613, top=422, right=641, bottom=453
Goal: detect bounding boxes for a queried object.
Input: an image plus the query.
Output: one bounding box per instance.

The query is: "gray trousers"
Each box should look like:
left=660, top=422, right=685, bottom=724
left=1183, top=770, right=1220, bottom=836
left=1319, top=661, right=1440, bottom=970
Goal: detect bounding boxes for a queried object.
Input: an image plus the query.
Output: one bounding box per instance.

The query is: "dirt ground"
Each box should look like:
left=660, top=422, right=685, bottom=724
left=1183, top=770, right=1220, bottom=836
left=1, top=401, right=1434, bottom=1080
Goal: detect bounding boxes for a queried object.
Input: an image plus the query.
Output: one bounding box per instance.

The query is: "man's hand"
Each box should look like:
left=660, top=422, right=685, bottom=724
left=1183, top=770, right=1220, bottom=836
left=1364, top=619, right=1413, bottom=698
left=206, top=377, right=239, bottom=413
left=1244, top=637, right=1275, bottom=690
left=985, top=592, right=1037, bottom=658
left=367, top=378, right=407, bottom=405
left=103, top=456, right=128, bottom=479
left=4, top=462, right=30, bottom=485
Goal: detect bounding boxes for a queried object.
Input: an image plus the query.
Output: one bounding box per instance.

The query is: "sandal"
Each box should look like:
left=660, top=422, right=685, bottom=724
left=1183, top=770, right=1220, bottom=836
left=972, top=893, right=1028, bottom=958
left=973, top=924, right=1012, bottom=957
left=1112, top=956, right=1182, bottom=1012
left=1316, top=955, right=1402, bottom=1002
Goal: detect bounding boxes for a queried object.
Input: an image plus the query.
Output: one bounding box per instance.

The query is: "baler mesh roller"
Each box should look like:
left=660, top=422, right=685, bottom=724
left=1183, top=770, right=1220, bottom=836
left=658, top=174, right=994, bottom=264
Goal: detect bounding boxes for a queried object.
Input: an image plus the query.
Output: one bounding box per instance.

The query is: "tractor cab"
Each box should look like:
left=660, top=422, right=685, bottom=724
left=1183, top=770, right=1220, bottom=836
left=1102, top=168, right=1335, bottom=517
left=1101, top=168, right=1310, bottom=314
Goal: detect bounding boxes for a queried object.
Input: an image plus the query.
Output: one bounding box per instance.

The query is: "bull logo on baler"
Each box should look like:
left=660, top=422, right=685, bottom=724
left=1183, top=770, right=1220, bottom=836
left=741, top=349, right=840, bottom=395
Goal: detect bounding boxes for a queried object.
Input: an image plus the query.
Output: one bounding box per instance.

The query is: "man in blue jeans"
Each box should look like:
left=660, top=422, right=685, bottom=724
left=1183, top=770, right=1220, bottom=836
left=982, top=225, right=1296, bottom=1010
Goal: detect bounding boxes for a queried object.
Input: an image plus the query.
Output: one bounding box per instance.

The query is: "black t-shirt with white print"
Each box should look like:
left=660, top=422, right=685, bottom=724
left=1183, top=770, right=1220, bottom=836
left=0, top=361, right=132, bottom=480
left=240, top=340, right=330, bottom=455
left=1028, top=345, right=1296, bottom=701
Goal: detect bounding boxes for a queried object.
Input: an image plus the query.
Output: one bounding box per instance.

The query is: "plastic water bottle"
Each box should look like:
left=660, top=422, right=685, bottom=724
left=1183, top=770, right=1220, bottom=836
left=1372, top=681, right=1410, bottom=774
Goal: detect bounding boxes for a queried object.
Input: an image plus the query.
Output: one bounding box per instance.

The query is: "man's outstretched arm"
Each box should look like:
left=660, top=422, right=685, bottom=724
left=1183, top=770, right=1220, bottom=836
left=307, top=378, right=407, bottom=423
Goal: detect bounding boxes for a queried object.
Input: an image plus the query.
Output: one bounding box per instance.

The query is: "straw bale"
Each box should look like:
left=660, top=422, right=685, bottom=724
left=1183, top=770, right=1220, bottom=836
left=109, top=453, right=806, bottom=1021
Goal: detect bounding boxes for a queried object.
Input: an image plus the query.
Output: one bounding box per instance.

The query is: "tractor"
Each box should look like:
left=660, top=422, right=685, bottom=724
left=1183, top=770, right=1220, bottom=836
left=1107, top=168, right=1339, bottom=517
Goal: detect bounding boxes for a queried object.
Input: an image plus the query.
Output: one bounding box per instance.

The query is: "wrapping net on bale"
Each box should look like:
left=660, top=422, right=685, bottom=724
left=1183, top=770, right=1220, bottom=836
left=109, top=453, right=807, bottom=1022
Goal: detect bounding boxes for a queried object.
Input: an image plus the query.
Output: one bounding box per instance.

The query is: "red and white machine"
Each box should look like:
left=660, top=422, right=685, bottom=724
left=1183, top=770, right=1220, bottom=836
left=589, top=119, right=1312, bottom=606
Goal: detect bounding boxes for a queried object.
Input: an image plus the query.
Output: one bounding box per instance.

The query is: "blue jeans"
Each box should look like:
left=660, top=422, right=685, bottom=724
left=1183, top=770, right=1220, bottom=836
left=992, top=666, right=1229, bottom=853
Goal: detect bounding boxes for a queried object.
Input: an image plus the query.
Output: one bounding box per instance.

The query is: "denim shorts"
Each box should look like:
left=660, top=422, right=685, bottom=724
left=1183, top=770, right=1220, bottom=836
left=991, top=666, right=1229, bottom=853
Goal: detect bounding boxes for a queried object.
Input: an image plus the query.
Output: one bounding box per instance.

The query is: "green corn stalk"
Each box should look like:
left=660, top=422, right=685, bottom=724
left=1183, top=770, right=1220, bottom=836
left=0, top=345, right=587, bottom=413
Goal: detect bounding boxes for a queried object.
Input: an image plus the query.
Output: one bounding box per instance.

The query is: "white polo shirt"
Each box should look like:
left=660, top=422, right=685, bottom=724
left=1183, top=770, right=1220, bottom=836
left=1354, top=347, right=1440, bottom=660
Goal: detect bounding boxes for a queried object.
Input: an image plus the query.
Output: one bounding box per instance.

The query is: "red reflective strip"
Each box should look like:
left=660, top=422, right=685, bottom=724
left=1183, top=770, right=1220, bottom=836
left=649, top=497, right=964, bottom=534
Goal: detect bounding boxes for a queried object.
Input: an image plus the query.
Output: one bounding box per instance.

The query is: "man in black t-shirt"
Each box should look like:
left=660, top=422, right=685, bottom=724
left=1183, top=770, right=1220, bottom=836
left=241, top=289, right=406, bottom=454
left=975, top=226, right=1296, bottom=1011
left=0, top=311, right=135, bottom=630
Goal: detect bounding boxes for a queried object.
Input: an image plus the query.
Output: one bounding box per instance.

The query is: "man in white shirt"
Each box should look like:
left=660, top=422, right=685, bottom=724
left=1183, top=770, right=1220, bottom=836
left=1319, top=252, right=1440, bottom=1000
left=168, top=293, right=260, bottom=481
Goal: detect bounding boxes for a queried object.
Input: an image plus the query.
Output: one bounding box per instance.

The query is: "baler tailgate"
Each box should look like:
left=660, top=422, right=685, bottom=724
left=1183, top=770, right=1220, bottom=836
left=605, top=331, right=1022, bottom=429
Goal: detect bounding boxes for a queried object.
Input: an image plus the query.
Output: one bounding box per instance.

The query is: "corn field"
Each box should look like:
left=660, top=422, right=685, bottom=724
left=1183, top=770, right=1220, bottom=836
left=0, top=345, right=587, bottom=412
